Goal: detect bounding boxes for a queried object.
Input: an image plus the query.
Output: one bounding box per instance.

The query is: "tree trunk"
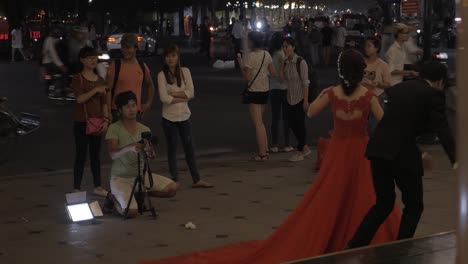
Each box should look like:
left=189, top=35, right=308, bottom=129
left=423, top=0, right=433, bottom=60
left=159, top=11, right=164, bottom=39
left=249, top=2, right=256, bottom=23
left=225, top=8, right=229, bottom=27
left=209, top=0, right=215, bottom=20
left=4, top=0, right=27, bottom=26
left=377, top=0, right=392, bottom=24
left=240, top=1, right=245, bottom=17
left=201, top=4, right=207, bottom=19
left=192, top=4, right=200, bottom=39
left=179, top=7, right=185, bottom=38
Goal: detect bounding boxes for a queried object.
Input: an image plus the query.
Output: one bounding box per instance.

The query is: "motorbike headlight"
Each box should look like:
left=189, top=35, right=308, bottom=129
left=417, top=29, right=421, bottom=34
left=256, top=22, right=263, bottom=30
left=436, top=53, right=448, bottom=60
left=98, top=54, right=110, bottom=60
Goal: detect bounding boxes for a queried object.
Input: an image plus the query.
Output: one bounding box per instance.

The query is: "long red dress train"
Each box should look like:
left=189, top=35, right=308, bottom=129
left=141, top=89, right=401, bottom=264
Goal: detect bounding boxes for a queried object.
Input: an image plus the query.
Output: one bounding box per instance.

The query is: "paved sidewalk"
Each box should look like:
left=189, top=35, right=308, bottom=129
left=0, top=145, right=456, bottom=264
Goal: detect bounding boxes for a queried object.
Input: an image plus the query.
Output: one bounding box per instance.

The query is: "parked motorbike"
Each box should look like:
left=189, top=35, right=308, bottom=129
left=0, top=97, right=40, bottom=163
left=41, top=69, right=75, bottom=101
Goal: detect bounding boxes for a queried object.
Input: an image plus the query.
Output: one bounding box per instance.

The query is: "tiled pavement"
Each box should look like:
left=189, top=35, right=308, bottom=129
left=0, top=144, right=457, bottom=264
left=287, top=232, right=456, bottom=264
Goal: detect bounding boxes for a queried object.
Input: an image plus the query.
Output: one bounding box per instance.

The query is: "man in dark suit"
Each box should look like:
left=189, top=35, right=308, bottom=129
left=348, top=61, right=457, bottom=248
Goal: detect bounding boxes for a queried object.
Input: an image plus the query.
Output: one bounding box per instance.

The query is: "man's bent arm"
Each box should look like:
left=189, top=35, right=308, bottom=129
left=107, top=138, right=140, bottom=160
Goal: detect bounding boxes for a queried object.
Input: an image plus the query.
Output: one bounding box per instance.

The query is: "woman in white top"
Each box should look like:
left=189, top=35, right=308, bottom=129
left=158, top=44, right=213, bottom=188
left=362, top=37, right=391, bottom=96
left=362, top=37, right=391, bottom=133
left=237, top=31, right=275, bottom=161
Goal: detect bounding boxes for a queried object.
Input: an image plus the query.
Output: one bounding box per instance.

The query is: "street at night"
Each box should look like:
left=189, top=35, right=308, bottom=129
left=0, top=0, right=466, bottom=263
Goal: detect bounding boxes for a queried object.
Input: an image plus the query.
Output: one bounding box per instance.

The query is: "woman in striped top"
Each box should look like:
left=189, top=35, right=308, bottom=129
left=269, top=32, right=294, bottom=153
left=280, top=37, right=312, bottom=162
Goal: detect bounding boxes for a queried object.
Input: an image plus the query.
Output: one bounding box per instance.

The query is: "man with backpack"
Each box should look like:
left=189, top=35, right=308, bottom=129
left=106, top=33, right=155, bottom=122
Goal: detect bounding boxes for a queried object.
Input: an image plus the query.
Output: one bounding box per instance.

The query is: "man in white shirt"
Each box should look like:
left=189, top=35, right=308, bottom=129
left=385, top=24, right=417, bottom=86
left=232, top=15, right=244, bottom=68
left=404, top=25, right=423, bottom=65
left=42, top=27, right=66, bottom=73
left=68, top=26, right=93, bottom=74
left=334, top=22, right=347, bottom=53
left=42, top=27, right=69, bottom=97
left=11, top=25, right=27, bottom=62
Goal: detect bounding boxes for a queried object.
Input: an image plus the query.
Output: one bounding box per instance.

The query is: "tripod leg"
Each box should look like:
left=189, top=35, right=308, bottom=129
left=137, top=163, right=149, bottom=214
left=144, top=161, right=158, bottom=219
left=123, top=176, right=139, bottom=219
left=145, top=189, right=158, bottom=219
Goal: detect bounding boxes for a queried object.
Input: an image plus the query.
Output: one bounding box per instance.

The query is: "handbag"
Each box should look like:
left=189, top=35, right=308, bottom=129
left=85, top=115, right=105, bottom=136
left=80, top=74, right=105, bottom=135
left=242, top=51, right=266, bottom=104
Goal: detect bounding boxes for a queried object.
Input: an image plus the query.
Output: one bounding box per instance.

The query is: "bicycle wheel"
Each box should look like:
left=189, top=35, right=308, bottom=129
left=0, top=111, right=18, bottom=164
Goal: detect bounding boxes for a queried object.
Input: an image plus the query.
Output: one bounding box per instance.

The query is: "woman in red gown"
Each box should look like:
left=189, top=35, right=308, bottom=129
left=141, top=49, right=401, bottom=264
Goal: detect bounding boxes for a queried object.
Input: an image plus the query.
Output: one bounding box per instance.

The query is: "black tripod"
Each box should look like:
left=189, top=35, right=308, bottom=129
left=123, top=152, right=158, bottom=219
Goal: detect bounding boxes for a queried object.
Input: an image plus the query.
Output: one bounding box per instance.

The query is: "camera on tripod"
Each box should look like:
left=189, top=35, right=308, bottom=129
left=124, top=132, right=159, bottom=219
left=140, top=132, right=157, bottom=160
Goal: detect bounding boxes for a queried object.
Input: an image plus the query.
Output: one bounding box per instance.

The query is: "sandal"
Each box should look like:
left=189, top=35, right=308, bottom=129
left=251, top=154, right=269, bottom=161
left=192, top=180, right=214, bottom=188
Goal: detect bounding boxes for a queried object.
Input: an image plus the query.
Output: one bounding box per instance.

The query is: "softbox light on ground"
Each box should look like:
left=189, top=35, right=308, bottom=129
left=65, top=191, right=102, bottom=223
left=66, top=203, right=94, bottom=222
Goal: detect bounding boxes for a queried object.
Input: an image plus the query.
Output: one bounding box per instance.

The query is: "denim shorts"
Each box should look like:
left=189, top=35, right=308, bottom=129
left=244, top=91, right=269, bottom=105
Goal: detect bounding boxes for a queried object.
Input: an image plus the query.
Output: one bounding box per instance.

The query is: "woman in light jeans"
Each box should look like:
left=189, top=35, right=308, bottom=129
left=238, top=31, right=276, bottom=161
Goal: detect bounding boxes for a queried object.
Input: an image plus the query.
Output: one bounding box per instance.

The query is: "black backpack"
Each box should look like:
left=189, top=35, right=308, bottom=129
left=293, top=57, right=319, bottom=103
left=110, top=59, right=147, bottom=104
